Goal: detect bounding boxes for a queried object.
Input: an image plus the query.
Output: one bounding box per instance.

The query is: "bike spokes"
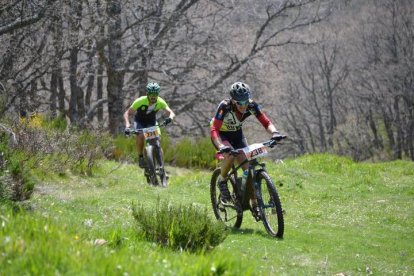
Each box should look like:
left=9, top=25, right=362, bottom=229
left=144, top=144, right=169, bottom=187
left=256, top=171, right=284, bottom=238
left=210, top=168, right=243, bottom=228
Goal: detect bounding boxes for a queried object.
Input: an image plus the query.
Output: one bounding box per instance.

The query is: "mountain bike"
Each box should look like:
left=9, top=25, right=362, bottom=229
left=210, top=136, right=286, bottom=238
left=128, top=122, right=169, bottom=187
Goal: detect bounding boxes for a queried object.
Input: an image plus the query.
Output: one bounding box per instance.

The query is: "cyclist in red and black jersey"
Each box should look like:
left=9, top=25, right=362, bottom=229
left=210, top=82, right=283, bottom=203
left=124, top=82, right=175, bottom=168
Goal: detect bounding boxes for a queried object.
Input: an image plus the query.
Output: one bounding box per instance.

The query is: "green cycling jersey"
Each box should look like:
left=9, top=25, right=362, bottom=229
left=130, top=96, right=169, bottom=126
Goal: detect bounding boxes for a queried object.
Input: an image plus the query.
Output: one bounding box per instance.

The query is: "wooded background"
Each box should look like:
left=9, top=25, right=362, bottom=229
left=1, top=0, right=413, bottom=161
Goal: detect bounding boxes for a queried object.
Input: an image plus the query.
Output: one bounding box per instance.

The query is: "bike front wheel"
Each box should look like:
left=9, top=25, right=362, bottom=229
left=210, top=168, right=243, bottom=228
left=145, top=146, right=158, bottom=186
left=256, top=171, right=284, bottom=238
left=153, top=145, right=168, bottom=187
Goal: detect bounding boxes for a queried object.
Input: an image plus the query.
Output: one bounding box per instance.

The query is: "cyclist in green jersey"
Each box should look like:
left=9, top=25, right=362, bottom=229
left=123, top=82, right=175, bottom=168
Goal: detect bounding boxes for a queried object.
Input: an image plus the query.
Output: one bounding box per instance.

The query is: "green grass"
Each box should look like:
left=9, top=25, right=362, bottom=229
left=1, top=154, right=414, bottom=275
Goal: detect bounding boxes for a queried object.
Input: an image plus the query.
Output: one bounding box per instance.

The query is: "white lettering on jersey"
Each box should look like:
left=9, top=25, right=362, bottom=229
left=222, top=112, right=242, bottom=131
left=146, top=103, right=156, bottom=114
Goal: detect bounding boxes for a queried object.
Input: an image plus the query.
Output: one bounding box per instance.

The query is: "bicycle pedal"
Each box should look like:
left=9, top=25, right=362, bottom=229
left=253, top=213, right=262, bottom=222
left=220, top=201, right=234, bottom=208
left=251, top=207, right=261, bottom=221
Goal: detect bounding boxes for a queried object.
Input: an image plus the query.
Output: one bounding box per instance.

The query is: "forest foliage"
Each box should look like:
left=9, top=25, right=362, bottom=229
left=1, top=0, right=413, bottom=161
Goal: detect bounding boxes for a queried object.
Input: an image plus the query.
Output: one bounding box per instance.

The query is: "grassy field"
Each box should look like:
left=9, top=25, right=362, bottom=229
left=1, top=154, right=413, bottom=275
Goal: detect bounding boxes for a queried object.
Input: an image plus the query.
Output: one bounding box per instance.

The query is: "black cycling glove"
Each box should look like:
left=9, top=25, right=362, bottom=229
left=219, top=145, right=232, bottom=153
left=271, top=132, right=286, bottom=142
left=164, top=118, right=173, bottom=125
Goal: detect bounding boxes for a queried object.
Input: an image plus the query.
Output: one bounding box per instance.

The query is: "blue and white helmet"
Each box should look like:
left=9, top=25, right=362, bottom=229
left=146, top=82, right=160, bottom=94
left=230, top=82, right=251, bottom=101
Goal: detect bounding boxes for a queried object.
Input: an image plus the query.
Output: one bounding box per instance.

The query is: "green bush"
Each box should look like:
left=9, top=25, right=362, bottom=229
left=113, top=132, right=217, bottom=169
left=168, top=136, right=216, bottom=169
left=112, top=134, right=137, bottom=161
left=48, top=114, right=68, bottom=131
left=1, top=117, right=113, bottom=202
left=69, top=130, right=110, bottom=176
left=132, top=200, right=228, bottom=252
left=0, top=134, right=35, bottom=201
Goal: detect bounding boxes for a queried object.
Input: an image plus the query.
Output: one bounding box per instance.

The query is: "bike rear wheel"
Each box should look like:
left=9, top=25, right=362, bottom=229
left=256, top=171, right=284, bottom=238
left=210, top=168, right=243, bottom=228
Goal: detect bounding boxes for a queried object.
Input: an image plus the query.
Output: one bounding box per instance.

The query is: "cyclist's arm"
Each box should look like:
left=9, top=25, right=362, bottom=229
left=123, top=107, right=135, bottom=128
left=256, top=112, right=279, bottom=135
left=157, top=97, right=175, bottom=121
left=164, top=106, right=176, bottom=120
left=211, top=118, right=226, bottom=149
left=266, top=122, right=279, bottom=135
left=211, top=100, right=231, bottom=149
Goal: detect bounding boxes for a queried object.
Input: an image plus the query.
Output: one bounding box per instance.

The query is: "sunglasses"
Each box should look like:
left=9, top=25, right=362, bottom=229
left=147, top=92, right=159, bottom=96
left=235, top=100, right=249, bottom=106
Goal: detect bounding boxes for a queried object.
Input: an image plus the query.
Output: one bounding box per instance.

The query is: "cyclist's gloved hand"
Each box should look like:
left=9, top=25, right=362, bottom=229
left=124, top=127, right=131, bottom=135
left=271, top=132, right=286, bottom=142
left=164, top=117, right=173, bottom=125
left=219, top=145, right=232, bottom=153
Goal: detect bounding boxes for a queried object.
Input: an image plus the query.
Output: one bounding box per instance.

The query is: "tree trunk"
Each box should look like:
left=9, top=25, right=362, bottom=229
left=106, top=0, right=124, bottom=135
left=382, top=106, right=396, bottom=158
left=85, top=40, right=96, bottom=111
left=58, top=70, right=65, bottom=115
left=97, top=64, right=104, bottom=122
left=69, top=48, right=79, bottom=123
left=393, top=97, right=402, bottom=159
left=96, top=24, right=105, bottom=123
left=68, top=0, right=83, bottom=123
left=368, top=109, right=382, bottom=150
left=50, top=73, right=57, bottom=118
left=138, top=56, right=148, bottom=97
left=77, top=86, right=85, bottom=120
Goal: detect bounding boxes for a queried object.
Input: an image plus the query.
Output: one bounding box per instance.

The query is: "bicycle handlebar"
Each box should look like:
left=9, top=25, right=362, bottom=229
left=218, top=134, right=287, bottom=155
left=125, top=121, right=169, bottom=135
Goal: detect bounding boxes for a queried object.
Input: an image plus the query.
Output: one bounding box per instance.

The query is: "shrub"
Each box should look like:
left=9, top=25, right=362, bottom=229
left=112, top=131, right=217, bottom=169
left=48, top=114, right=68, bottom=131
left=112, top=134, right=137, bottom=161
left=132, top=200, right=228, bottom=252
left=68, top=130, right=111, bottom=176
left=0, top=134, right=35, bottom=201
left=1, top=116, right=112, bottom=202
left=15, top=116, right=111, bottom=176
left=168, top=136, right=216, bottom=169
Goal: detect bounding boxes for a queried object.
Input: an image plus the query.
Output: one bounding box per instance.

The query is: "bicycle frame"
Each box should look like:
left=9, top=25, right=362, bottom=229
left=224, top=157, right=265, bottom=210
left=221, top=141, right=273, bottom=202
left=129, top=123, right=168, bottom=187
left=210, top=138, right=286, bottom=237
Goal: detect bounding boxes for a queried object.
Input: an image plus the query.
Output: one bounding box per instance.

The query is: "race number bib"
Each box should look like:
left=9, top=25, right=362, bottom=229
left=143, top=126, right=160, bottom=140
left=241, top=143, right=268, bottom=160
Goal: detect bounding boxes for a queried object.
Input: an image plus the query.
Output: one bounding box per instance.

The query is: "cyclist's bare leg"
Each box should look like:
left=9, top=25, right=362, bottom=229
left=220, top=155, right=235, bottom=178
left=219, top=141, right=235, bottom=179
left=135, top=133, right=145, bottom=155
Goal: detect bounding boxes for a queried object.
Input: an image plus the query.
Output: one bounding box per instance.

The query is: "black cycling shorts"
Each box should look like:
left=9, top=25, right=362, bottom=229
left=212, top=130, right=248, bottom=150
left=134, top=121, right=154, bottom=129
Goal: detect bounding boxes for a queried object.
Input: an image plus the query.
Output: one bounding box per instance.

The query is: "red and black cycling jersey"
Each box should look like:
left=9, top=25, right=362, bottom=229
left=210, top=99, right=272, bottom=139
